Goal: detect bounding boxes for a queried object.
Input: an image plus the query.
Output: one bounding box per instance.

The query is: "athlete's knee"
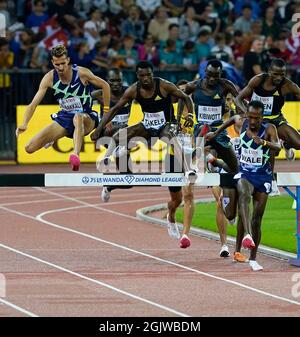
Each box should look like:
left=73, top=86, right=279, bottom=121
left=183, top=191, right=193, bottom=204
left=25, top=142, right=36, bottom=154
left=73, top=113, right=84, bottom=126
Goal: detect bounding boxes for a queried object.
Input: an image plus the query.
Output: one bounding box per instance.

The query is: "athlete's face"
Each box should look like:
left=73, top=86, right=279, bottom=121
left=269, top=65, right=286, bottom=86
left=107, top=72, right=123, bottom=94
left=51, top=55, right=70, bottom=75
left=205, top=65, right=221, bottom=87
left=136, top=67, right=154, bottom=88
left=247, top=107, right=263, bottom=131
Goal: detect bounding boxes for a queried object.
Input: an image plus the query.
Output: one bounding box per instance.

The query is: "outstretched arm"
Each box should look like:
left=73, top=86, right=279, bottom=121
left=287, top=81, right=300, bottom=100
left=16, top=71, right=52, bottom=136
left=80, top=68, right=110, bottom=112
left=205, top=115, right=241, bottom=141
left=235, top=76, right=261, bottom=115
left=252, top=124, right=281, bottom=152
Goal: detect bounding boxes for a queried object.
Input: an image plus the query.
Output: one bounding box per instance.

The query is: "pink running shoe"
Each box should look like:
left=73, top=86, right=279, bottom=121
left=69, top=154, right=80, bottom=171
left=180, top=234, right=191, bottom=249
left=242, top=234, right=255, bottom=249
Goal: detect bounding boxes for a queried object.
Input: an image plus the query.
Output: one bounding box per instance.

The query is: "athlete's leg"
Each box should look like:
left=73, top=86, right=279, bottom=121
left=212, top=186, right=227, bottom=246
left=25, top=122, right=68, bottom=154
left=214, top=143, right=238, bottom=173
left=236, top=178, right=254, bottom=237
left=249, top=191, right=268, bottom=261
left=222, top=187, right=237, bottom=222
left=182, top=184, right=194, bottom=235
left=277, top=123, right=300, bottom=150
left=167, top=187, right=182, bottom=239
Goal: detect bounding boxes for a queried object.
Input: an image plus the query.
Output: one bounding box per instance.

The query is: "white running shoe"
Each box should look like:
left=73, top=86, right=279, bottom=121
left=219, top=244, right=230, bottom=257
left=282, top=142, right=295, bottom=161
left=269, top=180, right=281, bottom=197
left=44, top=141, right=54, bottom=149
left=101, top=187, right=110, bottom=202
left=249, top=260, right=263, bottom=271
left=228, top=217, right=236, bottom=225
left=166, top=213, right=180, bottom=239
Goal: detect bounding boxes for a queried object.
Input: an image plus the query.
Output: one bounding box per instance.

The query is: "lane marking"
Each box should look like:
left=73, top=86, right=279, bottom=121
left=0, top=243, right=188, bottom=317
left=0, top=297, right=38, bottom=317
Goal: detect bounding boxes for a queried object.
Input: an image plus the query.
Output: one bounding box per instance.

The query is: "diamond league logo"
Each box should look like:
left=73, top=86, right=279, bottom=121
left=82, top=176, right=90, bottom=184
left=124, top=175, right=135, bottom=184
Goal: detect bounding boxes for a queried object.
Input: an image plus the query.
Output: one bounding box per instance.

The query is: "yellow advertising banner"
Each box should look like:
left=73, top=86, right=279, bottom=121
left=17, top=103, right=168, bottom=164
left=16, top=101, right=300, bottom=163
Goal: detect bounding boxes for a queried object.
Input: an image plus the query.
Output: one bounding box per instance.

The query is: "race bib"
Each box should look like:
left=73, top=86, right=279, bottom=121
left=142, top=111, right=166, bottom=130
left=198, top=105, right=222, bottom=124
left=251, top=93, right=274, bottom=116
left=240, top=147, right=263, bottom=167
left=59, top=97, right=83, bottom=113
left=230, top=137, right=240, bottom=157
left=112, top=113, right=129, bottom=124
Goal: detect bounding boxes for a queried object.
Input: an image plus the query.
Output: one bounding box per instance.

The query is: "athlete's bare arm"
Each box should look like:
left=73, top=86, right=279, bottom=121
left=90, top=85, right=136, bottom=141
left=235, top=75, right=262, bottom=114
left=252, top=123, right=281, bottom=152
left=177, top=80, right=197, bottom=124
left=91, top=89, right=103, bottom=102
left=79, top=67, right=110, bottom=107
left=286, top=80, right=300, bottom=100
left=16, top=71, right=53, bottom=136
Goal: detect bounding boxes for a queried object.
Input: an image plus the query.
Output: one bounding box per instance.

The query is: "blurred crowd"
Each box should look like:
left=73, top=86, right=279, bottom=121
left=1, top=0, right=300, bottom=88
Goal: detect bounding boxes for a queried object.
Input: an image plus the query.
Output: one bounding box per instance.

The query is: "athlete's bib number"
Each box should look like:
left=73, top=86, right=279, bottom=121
left=240, top=148, right=263, bottom=166
left=230, top=137, right=240, bottom=157
left=59, top=97, right=83, bottom=113
left=251, top=93, right=274, bottom=116
left=112, top=114, right=129, bottom=124
left=143, top=111, right=166, bottom=130
left=198, top=105, right=222, bottom=124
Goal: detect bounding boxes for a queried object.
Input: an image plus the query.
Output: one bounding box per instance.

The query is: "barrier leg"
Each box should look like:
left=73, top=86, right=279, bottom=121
left=288, top=186, right=300, bottom=267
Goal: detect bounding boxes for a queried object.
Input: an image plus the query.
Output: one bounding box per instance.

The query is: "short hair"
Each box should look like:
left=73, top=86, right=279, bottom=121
left=248, top=100, right=264, bottom=113
left=108, top=68, right=122, bottom=78
left=270, top=58, right=286, bottom=69
left=177, top=79, right=188, bottom=86
left=169, top=23, right=179, bottom=31
left=136, top=61, right=153, bottom=72
left=50, top=45, right=68, bottom=58
left=206, top=59, right=223, bottom=70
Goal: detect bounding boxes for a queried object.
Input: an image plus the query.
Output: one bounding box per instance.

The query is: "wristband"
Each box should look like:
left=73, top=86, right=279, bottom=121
left=262, top=140, right=267, bottom=147
left=103, top=105, right=109, bottom=113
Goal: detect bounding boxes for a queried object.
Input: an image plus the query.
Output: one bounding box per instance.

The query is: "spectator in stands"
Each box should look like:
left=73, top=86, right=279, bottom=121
left=262, top=6, right=281, bottom=39
left=47, top=0, right=80, bottom=30
left=182, top=40, right=198, bottom=71
left=136, top=0, right=162, bottom=18
left=160, top=23, right=183, bottom=53
left=233, top=4, right=254, bottom=34
left=91, top=41, right=109, bottom=71
left=159, top=39, right=183, bottom=71
left=250, top=19, right=263, bottom=39
left=99, top=29, right=111, bottom=49
left=184, top=0, right=209, bottom=22
left=163, top=0, right=185, bottom=17
left=120, top=35, right=138, bottom=69
left=0, top=37, right=14, bottom=88
left=137, top=33, right=160, bottom=66
left=25, top=0, right=49, bottom=34
left=68, top=24, right=86, bottom=49
left=198, top=3, right=221, bottom=38
left=274, top=37, right=292, bottom=63
left=231, top=30, right=244, bottom=61
left=195, top=28, right=212, bottom=62
left=30, top=44, right=49, bottom=72
left=234, top=0, right=261, bottom=20
left=121, top=5, right=145, bottom=44
left=0, top=0, right=11, bottom=27
left=210, top=32, right=234, bottom=64
left=213, top=0, right=234, bottom=30
left=69, top=41, right=93, bottom=68
left=147, top=6, right=170, bottom=42
left=84, top=7, right=107, bottom=50
left=178, top=6, right=200, bottom=43
left=16, top=28, right=36, bottom=68
left=243, top=37, right=264, bottom=82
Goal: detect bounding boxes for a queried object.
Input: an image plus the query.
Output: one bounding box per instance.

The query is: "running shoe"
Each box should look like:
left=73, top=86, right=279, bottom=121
left=269, top=180, right=281, bottom=197
left=166, top=213, right=180, bottom=239
left=69, top=154, right=80, bottom=171
left=282, top=141, right=295, bottom=161
left=180, top=234, right=191, bottom=248
left=233, top=252, right=248, bottom=262
left=219, top=244, right=230, bottom=257
left=249, top=260, right=263, bottom=271
left=101, top=187, right=110, bottom=202
left=242, top=234, right=255, bottom=249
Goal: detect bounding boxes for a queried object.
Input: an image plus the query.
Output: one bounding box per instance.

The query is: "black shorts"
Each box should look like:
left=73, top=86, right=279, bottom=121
left=220, top=173, right=236, bottom=189
left=165, top=153, right=182, bottom=193
left=263, top=114, right=287, bottom=128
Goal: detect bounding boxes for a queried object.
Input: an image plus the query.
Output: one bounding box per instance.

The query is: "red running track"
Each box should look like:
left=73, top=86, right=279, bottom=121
left=0, top=162, right=300, bottom=317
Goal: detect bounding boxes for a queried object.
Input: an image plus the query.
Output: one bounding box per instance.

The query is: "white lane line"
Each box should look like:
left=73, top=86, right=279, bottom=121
left=0, top=193, right=168, bottom=207
left=2, top=202, right=300, bottom=309
left=0, top=243, right=189, bottom=317
left=0, top=297, right=38, bottom=317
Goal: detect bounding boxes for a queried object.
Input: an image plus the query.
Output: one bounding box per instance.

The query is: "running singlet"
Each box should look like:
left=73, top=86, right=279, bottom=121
left=251, top=74, right=285, bottom=117
left=238, top=120, right=271, bottom=174
left=136, top=78, right=175, bottom=130
left=52, top=64, right=93, bottom=114
left=193, top=79, right=226, bottom=127
left=101, top=86, right=131, bottom=126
